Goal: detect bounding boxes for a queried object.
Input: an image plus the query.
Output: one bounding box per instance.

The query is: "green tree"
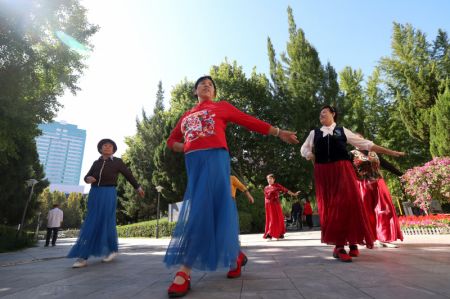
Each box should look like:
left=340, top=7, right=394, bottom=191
left=339, top=67, right=366, bottom=134
left=0, top=0, right=97, bottom=225
left=430, top=84, right=450, bottom=156
left=379, top=23, right=449, bottom=146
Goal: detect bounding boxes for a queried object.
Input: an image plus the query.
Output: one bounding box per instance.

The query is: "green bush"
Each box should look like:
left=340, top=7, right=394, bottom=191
left=238, top=211, right=253, bottom=233
left=117, top=218, right=176, bottom=238
left=236, top=188, right=266, bottom=233
left=0, top=225, right=36, bottom=253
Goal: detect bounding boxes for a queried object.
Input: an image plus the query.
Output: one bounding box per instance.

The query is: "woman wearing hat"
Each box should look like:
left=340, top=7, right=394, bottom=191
left=68, top=138, right=144, bottom=268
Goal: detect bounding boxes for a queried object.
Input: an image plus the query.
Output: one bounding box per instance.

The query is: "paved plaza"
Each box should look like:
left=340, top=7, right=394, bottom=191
left=1, top=230, right=449, bottom=299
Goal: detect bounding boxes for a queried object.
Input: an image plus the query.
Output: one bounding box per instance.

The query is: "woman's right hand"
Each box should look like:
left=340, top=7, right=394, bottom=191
left=173, top=142, right=185, bottom=152
left=279, top=129, right=299, bottom=144
left=85, top=176, right=97, bottom=184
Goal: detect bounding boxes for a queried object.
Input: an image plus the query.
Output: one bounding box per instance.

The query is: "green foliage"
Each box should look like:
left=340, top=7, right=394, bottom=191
left=116, top=218, right=176, bottom=238
left=0, top=0, right=97, bottom=226
left=0, top=225, right=36, bottom=253
left=379, top=23, right=449, bottom=146
left=236, top=188, right=266, bottom=233
left=430, top=84, right=450, bottom=157
left=37, top=188, right=85, bottom=229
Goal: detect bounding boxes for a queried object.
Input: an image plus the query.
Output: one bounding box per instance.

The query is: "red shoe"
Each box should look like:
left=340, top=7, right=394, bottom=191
left=227, top=252, right=248, bottom=278
left=168, top=271, right=191, bottom=297
left=333, top=248, right=352, bottom=263
left=349, top=245, right=359, bottom=257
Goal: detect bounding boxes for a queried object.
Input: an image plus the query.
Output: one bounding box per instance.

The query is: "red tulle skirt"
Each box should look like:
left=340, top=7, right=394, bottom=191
left=314, top=160, right=375, bottom=247
left=359, top=178, right=404, bottom=243
left=263, top=200, right=285, bottom=239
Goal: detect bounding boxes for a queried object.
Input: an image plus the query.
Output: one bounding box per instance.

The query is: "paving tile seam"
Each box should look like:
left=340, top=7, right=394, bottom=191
left=324, top=267, right=377, bottom=299
left=285, top=271, right=308, bottom=299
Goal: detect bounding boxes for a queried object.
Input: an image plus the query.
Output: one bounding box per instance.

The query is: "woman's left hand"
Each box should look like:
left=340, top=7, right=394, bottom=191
left=279, top=129, right=299, bottom=144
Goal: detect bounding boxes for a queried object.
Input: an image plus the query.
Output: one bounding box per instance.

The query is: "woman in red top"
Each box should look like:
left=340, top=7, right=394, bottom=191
left=164, top=76, right=299, bottom=297
left=263, top=174, right=300, bottom=240
left=303, top=199, right=314, bottom=229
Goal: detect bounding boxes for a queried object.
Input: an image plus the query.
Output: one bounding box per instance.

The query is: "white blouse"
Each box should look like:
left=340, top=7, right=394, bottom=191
left=300, top=123, right=374, bottom=160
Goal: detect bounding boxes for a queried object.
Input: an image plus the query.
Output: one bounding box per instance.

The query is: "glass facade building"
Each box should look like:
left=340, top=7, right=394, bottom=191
left=36, top=121, right=86, bottom=186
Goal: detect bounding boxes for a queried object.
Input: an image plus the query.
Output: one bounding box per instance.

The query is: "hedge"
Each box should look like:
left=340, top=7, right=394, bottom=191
left=117, top=218, right=176, bottom=238
left=0, top=225, right=36, bottom=253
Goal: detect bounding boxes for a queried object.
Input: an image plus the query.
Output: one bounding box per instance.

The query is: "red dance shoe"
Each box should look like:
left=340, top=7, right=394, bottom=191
left=349, top=245, right=359, bottom=257
left=168, top=271, right=191, bottom=297
left=333, top=247, right=352, bottom=263
left=227, top=251, right=248, bottom=278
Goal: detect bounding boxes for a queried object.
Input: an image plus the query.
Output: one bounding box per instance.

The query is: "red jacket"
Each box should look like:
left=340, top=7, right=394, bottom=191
left=167, top=99, right=271, bottom=153
left=303, top=202, right=313, bottom=215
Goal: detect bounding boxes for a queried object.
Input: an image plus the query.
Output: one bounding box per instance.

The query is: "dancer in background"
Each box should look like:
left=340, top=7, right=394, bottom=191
left=227, top=174, right=254, bottom=278
left=68, top=139, right=145, bottom=268
left=263, top=174, right=300, bottom=240
left=300, top=105, right=404, bottom=262
left=164, top=75, right=299, bottom=297
left=350, top=137, right=404, bottom=247
left=303, top=199, right=314, bottom=229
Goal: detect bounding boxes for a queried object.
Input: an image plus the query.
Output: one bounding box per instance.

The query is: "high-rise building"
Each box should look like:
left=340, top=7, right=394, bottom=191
left=36, top=121, right=86, bottom=193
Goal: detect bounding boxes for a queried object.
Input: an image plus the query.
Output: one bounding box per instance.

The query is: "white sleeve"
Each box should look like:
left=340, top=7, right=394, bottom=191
left=300, top=130, right=315, bottom=159
left=344, top=127, right=374, bottom=150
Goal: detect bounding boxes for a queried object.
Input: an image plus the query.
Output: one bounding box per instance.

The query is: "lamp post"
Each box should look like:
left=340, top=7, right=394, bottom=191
left=18, top=179, right=38, bottom=235
left=155, top=185, right=164, bottom=239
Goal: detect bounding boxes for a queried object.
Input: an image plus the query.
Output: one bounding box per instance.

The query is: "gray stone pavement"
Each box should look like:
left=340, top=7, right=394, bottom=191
left=1, top=229, right=449, bottom=299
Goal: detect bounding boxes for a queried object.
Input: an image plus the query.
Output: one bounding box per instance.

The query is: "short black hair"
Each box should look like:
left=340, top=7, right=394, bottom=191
left=320, top=105, right=338, bottom=122
left=194, top=75, right=217, bottom=97
left=266, top=173, right=275, bottom=179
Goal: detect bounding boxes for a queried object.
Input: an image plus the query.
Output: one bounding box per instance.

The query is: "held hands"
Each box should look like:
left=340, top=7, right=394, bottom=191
left=279, top=129, right=299, bottom=144
left=85, top=176, right=97, bottom=184
left=136, top=186, right=145, bottom=198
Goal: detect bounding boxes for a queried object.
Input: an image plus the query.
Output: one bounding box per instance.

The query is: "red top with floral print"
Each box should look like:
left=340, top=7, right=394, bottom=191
left=264, top=183, right=289, bottom=203
left=167, top=99, right=271, bottom=153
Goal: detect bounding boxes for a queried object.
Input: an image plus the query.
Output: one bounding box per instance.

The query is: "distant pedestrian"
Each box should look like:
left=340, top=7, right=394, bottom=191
left=291, top=199, right=303, bottom=229
left=68, top=138, right=145, bottom=268
left=303, top=199, right=313, bottom=229
left=45, top=203, right=63, bottom=247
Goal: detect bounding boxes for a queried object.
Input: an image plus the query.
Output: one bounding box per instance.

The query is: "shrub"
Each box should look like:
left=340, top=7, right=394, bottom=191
left=116, top=218, right=176, bottom=238
left=401, top=157, right=450, bottom=213
left=0, top=225, right=36, bottom=253
left=236, top=188, right=266, bottom=233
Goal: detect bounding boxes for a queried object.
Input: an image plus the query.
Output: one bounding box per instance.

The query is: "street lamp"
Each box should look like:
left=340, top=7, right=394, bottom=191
left=18, top=179, right=38, bottom=235
left=155, top=185, right=164, bottom=239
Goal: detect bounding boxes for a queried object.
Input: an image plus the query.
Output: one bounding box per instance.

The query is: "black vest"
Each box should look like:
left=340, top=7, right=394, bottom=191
left=313, top=126, right=350, bottom=163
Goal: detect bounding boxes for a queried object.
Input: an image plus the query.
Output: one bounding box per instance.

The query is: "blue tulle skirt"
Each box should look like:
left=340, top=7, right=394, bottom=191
left=67, top=186, right=118, bottom=259
left=164, top=148, right=240, bottom=271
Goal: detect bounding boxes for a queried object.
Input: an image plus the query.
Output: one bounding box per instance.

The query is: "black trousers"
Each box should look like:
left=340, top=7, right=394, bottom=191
left=305, top=215, right=313, bottom=228
left=45, top=227, right=59, bottom=246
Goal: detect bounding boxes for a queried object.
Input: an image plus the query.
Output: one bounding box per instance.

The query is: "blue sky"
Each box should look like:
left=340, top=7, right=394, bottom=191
left=54, top=0, right=450, bottom=189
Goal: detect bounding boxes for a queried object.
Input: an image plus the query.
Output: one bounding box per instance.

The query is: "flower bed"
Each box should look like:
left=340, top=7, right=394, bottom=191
left=399, top=214, right=450, bottom=235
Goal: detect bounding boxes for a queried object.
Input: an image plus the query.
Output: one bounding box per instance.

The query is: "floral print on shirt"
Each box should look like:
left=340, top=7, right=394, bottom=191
left=181, top=109, right=216, bottom=143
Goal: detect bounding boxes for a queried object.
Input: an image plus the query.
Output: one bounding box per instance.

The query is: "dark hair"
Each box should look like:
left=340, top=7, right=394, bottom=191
left=266, top=173, right=275, bottom=179
left=194, top=75, right=217, bottom=98
left=97, top=138, right=117, bottom=154
left=320, top=105, right=338, bottom=122
left=53, top=203, right=59, bottom=208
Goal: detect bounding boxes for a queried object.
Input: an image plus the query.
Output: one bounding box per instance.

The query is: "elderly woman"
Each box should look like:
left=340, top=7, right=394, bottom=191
left=165, top=75, right=298, bottom=297
left=68, top=139, right=144, bottom=268
left=300, top=105, right=404, bottom=262
left=350, top=138, right=404, bottom=247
